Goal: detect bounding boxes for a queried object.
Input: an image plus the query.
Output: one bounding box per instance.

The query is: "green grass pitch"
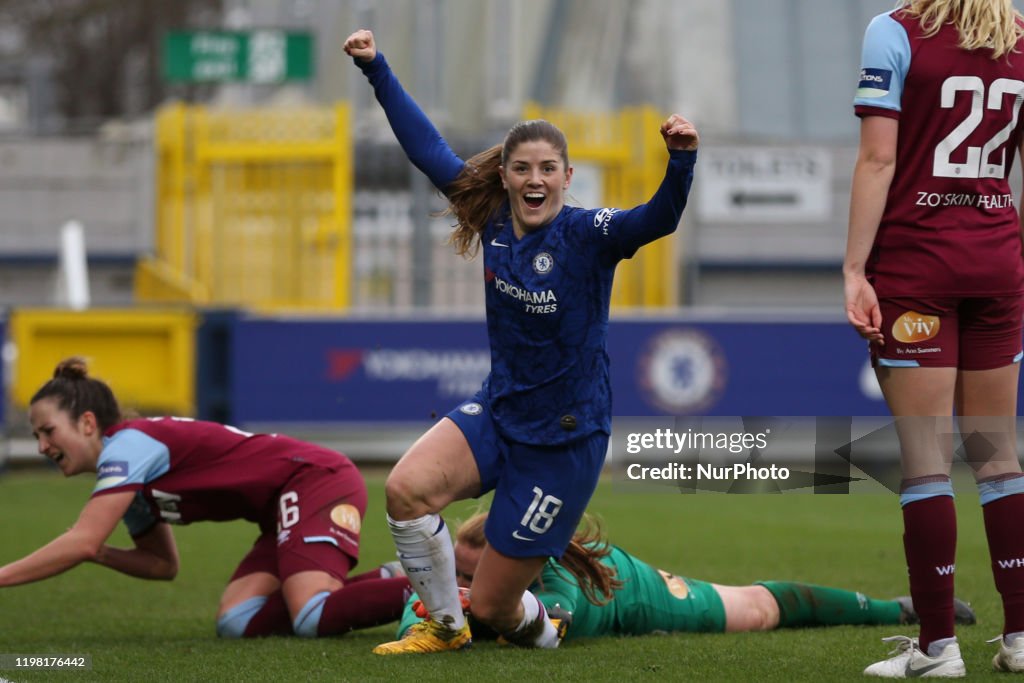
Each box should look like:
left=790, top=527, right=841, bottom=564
left=0, top=468, right=1011, bottom=681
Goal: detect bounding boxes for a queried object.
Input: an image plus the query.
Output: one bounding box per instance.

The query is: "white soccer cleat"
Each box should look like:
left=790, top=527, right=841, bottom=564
left=863, top=635, right=966, bottom=678
left=991, top=634, right=1024, bottom=672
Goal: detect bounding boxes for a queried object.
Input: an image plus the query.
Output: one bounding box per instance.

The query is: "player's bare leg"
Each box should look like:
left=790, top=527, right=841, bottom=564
left=718, top=582, right=975, bottom=633
left=280, top=570, right=410, bottom=638
left=373, top=419, right=479, bottom=654
left=958, top=364, right=1024, bottom=671
left=219, top=571, right=280, bottom=616
left=864, top=367, right=965, bottom=676
left=470, top=547, right=562, bottom=647
left=216, top=571, right=282, bottom=637
left=955, top=365, right=1020, bottom=480
left=282, top=570, right=343, bottom=637
left=717, top=585, right=781, bottom=631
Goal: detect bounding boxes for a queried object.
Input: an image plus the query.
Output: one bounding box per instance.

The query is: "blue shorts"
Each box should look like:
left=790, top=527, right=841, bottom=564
left=446, top=397, right=608, bottom=559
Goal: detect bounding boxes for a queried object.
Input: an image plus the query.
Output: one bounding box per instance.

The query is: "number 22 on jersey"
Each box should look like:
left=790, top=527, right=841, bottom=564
left=934, top=76, right=1024, bottom=179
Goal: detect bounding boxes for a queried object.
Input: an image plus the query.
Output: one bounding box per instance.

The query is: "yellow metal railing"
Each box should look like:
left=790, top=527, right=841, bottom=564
left=138, top=103, right=353, bottom=311
left=142, top=102, right=676, bottom=311
left=524, top=104, right=680, bottom=308
left=10, top=309, right=198, bottom=414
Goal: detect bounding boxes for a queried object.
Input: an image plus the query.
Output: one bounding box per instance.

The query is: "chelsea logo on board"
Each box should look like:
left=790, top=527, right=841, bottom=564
left=637, top=329, right=726, bottom=414
left=532, top=252, right=554, bottom=275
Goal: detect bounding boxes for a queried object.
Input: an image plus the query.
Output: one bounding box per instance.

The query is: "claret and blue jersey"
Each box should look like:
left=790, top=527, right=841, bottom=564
left=853, top=10, right=1024, bottom=297
left=92, top=417, right=351, bottom=537
left=358, top=52, right=696, bottom=444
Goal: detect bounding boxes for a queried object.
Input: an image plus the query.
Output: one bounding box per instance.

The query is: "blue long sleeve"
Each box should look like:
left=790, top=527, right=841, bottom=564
left=603, top=148, right=697, bottom=259
left=355, top=53, right=466, bottom=193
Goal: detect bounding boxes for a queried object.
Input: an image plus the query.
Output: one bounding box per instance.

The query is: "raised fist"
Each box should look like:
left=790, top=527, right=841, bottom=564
left=343, top=29, right=376, bottom=62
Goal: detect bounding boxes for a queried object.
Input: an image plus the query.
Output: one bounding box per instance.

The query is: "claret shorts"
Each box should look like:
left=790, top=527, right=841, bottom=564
left=872, top=295, right=1024, bottom=370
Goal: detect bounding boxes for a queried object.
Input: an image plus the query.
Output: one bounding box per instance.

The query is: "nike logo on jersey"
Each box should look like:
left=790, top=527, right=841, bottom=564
left=512, top=530, right=535, bottom=541
left=490, top=238, right=509, bottom=248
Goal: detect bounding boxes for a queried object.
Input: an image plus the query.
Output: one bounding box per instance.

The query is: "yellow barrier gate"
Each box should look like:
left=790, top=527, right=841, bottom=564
left=524, top=104, right=681, bottom=308
left=137, top=103, right=353, bottom=311
left=140, top=102, right=676, bottom=310
left=9, top=309, right=197, bottom=415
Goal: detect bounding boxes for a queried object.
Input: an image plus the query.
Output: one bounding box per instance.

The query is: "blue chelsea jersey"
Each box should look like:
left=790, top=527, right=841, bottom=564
left=358, top=53, right=697, bottom=444
left=480, top=205, right=623, bottom=443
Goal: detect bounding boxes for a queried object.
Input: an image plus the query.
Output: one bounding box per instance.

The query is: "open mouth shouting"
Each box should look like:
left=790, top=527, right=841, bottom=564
left=524, top=192, right=546, bottom=210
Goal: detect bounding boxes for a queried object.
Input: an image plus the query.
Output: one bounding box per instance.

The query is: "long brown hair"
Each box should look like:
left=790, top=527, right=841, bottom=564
left=444, top=120, right=569, bottom=257
left=898, top=0, right=1024, bottom=58
left=30, top=357, right=122, bottom=431
left=455, top=511, right=623, bottom=607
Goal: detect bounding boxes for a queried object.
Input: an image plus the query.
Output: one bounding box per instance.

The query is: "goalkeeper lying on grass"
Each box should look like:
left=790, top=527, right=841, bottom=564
left=397, top=512, right=976, bottom=642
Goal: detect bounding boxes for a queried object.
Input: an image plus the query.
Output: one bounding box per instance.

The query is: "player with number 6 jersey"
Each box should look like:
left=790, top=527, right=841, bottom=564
left=846, top=1, right=1024, bottom=677
left=0, top=358, right=412, bottom=640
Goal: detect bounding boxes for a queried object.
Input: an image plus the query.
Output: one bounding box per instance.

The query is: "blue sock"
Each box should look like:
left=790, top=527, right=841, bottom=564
left=216, top=596, right=267, bottom=639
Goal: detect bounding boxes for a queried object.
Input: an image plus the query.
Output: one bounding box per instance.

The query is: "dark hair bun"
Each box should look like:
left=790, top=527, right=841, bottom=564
left=53, top=357, right=89, bottom=380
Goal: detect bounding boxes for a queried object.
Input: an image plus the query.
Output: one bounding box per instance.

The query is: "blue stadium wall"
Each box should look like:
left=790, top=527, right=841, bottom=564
left=13, top=311, right=1022, bottom=428
left=226, top=315, right=894, bottom=423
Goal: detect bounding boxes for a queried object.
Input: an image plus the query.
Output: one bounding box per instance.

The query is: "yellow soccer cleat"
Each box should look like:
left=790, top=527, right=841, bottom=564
left=372, top=619, right=472, bottom=655
left=547, top=604, right=573, bottom=644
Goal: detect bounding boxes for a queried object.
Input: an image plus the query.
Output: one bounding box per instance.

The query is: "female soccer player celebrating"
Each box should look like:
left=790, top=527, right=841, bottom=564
left=0, top=358, right=409, bottom=639
left=846, top=0, right=1024, bottom=676
left=344, top=28, right=697, bottom=654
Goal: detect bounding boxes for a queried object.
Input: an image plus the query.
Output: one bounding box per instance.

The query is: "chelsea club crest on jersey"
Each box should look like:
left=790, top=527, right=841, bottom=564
left=459, top=402, right=483, bottom=416
left=532, top=252, right=554, bottom=275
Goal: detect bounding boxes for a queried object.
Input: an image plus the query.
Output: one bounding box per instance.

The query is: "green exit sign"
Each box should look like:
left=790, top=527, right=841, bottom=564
left=163, top=30, right=314, bottom=83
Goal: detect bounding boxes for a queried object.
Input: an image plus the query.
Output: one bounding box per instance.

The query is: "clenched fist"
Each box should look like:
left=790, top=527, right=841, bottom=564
left=660, top=114, right=699, bottom=151
left=343, top=29, right=376, bottom=62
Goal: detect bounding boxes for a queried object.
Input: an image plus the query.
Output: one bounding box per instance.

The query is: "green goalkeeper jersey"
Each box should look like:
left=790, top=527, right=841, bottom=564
left=396, top=544, right=727, bottom=640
